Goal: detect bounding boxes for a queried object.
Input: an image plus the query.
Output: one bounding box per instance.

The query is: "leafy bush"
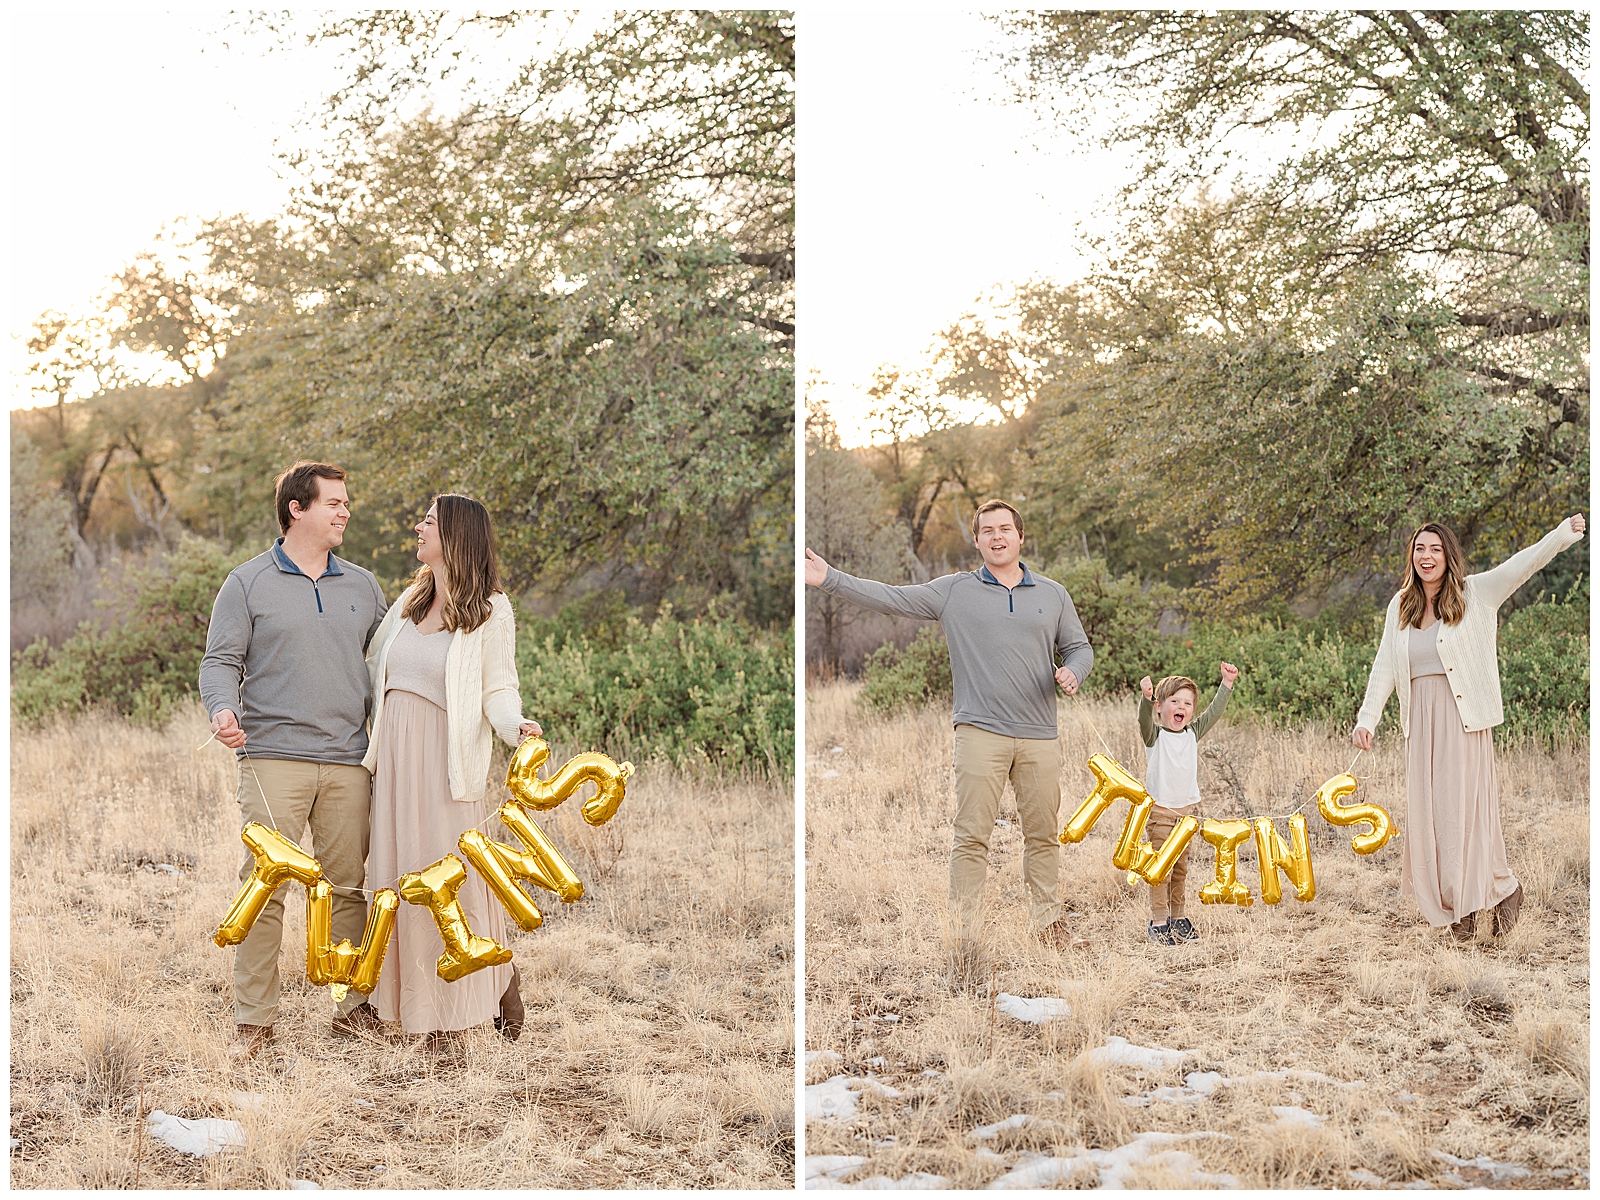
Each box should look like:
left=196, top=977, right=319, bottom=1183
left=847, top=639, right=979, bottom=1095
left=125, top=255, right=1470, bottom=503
left=857, top=627, right=953, bottom=712
left=856, top=561, right=1587, bottom=746
left=11, top=536, right=241, bottom=727
left=516, top=596, right=794, bottom=775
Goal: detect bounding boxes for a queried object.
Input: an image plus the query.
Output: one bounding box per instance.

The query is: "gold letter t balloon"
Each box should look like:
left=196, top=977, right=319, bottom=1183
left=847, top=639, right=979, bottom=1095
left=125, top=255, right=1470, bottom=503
left=212, top=740, right=633, bottom=988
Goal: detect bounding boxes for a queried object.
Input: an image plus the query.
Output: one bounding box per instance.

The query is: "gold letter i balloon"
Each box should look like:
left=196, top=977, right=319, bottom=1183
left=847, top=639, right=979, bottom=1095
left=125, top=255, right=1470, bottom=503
left=214, top=823, right=324, bottom=947
left=1198, top=819, right=1254, bottom=906
left=398, top=855, right=514, bottom=982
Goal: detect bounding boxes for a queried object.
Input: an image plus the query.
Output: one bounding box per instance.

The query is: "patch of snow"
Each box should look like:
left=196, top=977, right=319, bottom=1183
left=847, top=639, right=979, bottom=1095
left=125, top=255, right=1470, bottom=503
left=1430, top=1151, right=1530, bottom=1183
left=807, top=1156, right=869, bottom=1184
left=866, top=1056, right=888, bottom=1069
left=813, top=1172, right=950, bottom=1190
left=1349, top=1168, right=1385, bottom=1185
left=807, top=1076, right=904, bottom=1123
left=806, top=1049, right=844, bottom=1067
left=920, top=1069, right=943, bottom=1079
left=971, top=1114, right=1034, bottom=1140
left=994, top=819, right=1013, bottom=828
left=985, top=1132, right=1237, bottom=1190
left=288, top=1182, right=320, bottom=1191
left=1397, top=1090, right=1420, bottom=1105
left=146, top=1110, right=246, bottom=1157
left=831, top=747, right=845, bottom=754
left=821, top=770, right=841, bottom=779
left=1075, top=1036, right=1190, bottom=1071
left=8, top=1138, right=20, bottom=1152
left=354, top=1098, right=374, bottom=1108
left=995, top=994, right=1071, bottom=1024
left=1271, top=1105, right=1325, bottom=1130
left=1400, top=1180, right=1433, bottom=1189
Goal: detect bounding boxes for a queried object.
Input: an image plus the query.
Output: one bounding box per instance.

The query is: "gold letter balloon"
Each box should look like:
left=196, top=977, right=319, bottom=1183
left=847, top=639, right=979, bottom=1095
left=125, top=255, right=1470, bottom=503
left=1198, top=819, right=1255, bottom=906
left=507, top=737, right=634, bottom=826
left=214, top=823, right=324, bottom=947
left=1253, top=814, right=1316, bottom=904
left=1315, top=773, right=1395, bottom=854
left=398, top=854, right=515, bottom=982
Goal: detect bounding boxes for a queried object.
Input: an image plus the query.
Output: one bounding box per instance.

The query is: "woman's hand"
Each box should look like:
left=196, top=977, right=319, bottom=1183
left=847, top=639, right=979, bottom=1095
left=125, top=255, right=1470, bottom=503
left=1570, top=513, right=1585, bottom=535
left=518, top=720, right=543, bottom=742
left=1351, top=727, right=1373, bottom=751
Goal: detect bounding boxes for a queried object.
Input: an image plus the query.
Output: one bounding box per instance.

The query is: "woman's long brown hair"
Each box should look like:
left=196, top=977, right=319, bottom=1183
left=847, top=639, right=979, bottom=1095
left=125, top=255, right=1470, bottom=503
left=1397, top=522, right=1467, bottom=628
left=402, top=493, right=503, bottom=634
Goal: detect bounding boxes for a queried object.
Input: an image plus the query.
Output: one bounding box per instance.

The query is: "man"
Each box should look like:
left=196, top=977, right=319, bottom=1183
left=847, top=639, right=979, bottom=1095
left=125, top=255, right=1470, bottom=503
left=200, top=461, right=389, bottom=1062
left=804, top=500, right=1093, bottom=948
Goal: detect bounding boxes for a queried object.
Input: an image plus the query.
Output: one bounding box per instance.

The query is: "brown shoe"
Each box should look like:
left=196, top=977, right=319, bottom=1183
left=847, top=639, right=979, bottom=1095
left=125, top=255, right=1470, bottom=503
left=331, top=1002, right=386, bottom=1039
left=494, top=965, right=524, bottom=1042
left=1449, top=913, right=1478, bottom=943
left=1038, top=917, right=1090, bottom=950
left=228, top=1023, right=274, bottom=1063
left=1493, top=884, right=1525, bottom=937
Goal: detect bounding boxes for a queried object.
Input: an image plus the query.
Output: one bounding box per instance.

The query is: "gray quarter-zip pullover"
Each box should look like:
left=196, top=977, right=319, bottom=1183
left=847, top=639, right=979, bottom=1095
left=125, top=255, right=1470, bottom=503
left=820, top=562, right=1093, bottom=739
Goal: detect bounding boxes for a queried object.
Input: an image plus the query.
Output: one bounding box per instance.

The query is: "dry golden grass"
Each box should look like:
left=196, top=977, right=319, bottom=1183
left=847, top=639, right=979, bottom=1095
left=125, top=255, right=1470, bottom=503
left=805, top=682, right=1589, bottom=1189
left=11, top=702, right=794, bottom=1189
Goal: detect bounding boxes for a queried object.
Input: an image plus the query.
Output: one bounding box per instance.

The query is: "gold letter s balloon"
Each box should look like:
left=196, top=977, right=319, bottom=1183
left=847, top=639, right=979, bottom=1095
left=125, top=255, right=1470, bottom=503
left=1198, top=819, right=1254, bottom=906
left=506, top=737, right=633, bottom=826
left=1253, top=814, right=1316, bottom=904
left=214, top=823, right=323, bottom=947
left=398, top=855, right=513, bottom=982
left=1315, top=774, right=1394, bottom=854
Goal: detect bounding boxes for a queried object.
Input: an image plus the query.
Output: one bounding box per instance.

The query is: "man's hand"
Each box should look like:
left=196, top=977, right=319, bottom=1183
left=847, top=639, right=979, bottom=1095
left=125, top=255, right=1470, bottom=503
left=1352, top=727, right=1373, bottom=751
left=212, top=709, right=247, bottom=749
left=518, top=720, right=543, bottom=742
left=803, top=548, right=830, bottom=588
left=1219, top=661, right=1240, bottom=687
left=1139, top=676, right=1153, bottom=700
left=1055, top=666, right=1079, bottom=696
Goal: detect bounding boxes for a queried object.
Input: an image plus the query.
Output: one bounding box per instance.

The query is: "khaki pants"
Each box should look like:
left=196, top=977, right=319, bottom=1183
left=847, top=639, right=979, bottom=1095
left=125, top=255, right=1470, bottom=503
left=1147, top=807, right=1193, bottom=921
left=232, top=759, right=372, bottom=1026
left=950, top=725, right=1065, bottom=939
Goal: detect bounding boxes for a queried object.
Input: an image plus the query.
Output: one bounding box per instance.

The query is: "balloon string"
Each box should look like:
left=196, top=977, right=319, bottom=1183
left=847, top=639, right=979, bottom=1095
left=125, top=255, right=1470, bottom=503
left=1069, top=691, right=1116, bottom=759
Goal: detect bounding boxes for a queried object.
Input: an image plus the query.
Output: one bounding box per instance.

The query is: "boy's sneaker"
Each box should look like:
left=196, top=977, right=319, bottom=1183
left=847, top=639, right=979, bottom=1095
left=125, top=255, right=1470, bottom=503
left=1169, top=917, right=1199, bottom=943
left=1147, top=921, right=1175, bottom=946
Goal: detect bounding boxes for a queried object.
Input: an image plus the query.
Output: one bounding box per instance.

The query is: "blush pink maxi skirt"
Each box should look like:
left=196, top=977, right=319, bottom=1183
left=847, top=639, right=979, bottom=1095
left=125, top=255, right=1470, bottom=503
left=1400, top=674, right=1520, bottom=927
left=367, top=689, right=513, bottom=1033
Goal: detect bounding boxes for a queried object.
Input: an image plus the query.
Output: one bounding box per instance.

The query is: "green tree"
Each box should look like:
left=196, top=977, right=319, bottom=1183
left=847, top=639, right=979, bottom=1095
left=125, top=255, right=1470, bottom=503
left=1000, top=12, right=1588, bottom=611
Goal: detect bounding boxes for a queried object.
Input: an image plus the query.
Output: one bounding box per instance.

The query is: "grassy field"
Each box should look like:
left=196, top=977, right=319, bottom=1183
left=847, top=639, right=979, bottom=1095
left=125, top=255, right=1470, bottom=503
left=10, top=703, right=794, bottom=1189
left=804, top=681, right=1589, bottom=1190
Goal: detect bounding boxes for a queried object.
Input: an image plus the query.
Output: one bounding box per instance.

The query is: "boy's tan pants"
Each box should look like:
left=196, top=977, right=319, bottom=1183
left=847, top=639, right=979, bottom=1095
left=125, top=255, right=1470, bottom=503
left=1147, top=806, right=1193, bottom=921
left=950, top=725, right=1065, bottom=940
left=231, top=759, right=372, bottom=1027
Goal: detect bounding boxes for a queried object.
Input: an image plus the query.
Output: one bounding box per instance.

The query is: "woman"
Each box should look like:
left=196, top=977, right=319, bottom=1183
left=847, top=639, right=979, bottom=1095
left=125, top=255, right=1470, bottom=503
left=1352, top=514, right=1584, bottom=942
left=362, top=493, right=541, bottom=1044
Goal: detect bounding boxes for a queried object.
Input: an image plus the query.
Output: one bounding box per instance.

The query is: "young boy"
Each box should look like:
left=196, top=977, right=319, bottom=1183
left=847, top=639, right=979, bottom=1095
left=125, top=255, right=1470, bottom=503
left=1138, top=663, right=1240, bottom=945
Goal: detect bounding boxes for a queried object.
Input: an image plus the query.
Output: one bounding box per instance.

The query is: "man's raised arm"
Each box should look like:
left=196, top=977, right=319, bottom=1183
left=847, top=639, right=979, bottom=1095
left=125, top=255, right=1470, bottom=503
left=803, top=547, right=948, bottom=622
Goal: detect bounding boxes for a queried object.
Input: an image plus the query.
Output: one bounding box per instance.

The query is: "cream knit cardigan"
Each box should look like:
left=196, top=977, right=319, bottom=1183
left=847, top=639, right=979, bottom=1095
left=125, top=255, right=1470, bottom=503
left=1355, top=521, right=1583, bottom=738
left=361, top=588, right=526, bottom=801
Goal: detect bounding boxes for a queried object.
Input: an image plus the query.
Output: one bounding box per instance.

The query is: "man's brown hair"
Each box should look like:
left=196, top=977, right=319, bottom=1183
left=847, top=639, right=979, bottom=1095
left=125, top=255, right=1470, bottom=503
left=971, top=499, right=1024, bottom=542
left=1154, top=675, right=1199, bottom=706
left=402, top=493, right=504, bottom=634
left=274, top=461, right=347, bottom=534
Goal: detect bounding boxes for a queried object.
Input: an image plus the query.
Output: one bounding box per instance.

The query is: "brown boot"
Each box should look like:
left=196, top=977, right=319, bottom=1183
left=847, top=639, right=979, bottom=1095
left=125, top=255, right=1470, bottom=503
left=1037, top=917, right=1090, bottom=950
left=331, top=1002, right=386, bottom=1040
left=1449, top=913, right=1477, bottom=943
left=1493, top=884, right=1525, bottom=937
left=228, top=1024, right=274, bottom=1063
left=494, top=965, right=525, bottom=1042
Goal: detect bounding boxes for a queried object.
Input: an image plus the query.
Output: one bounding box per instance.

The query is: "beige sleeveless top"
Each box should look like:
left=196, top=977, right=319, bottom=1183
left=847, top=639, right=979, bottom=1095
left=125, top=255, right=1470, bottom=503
left=1408, top=622, right=1447, bottom=679
left=384, top=619, right=451, bottom=709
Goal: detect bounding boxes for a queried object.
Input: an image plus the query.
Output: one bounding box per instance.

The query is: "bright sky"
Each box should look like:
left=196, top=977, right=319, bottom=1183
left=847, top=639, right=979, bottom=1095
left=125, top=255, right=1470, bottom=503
left=1, top=10, right=360, bottom=409
left=800, top=10, right=1131, bottom=446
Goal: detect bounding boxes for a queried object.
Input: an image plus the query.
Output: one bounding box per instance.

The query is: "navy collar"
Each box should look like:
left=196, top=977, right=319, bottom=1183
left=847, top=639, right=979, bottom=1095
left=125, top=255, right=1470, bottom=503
left=272, top=536, right=345, bottom=578
left=978, top=562, right=1036, bottom=588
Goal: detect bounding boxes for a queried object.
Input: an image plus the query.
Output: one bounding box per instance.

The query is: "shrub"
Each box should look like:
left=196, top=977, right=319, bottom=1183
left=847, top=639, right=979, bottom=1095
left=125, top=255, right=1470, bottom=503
left=11, top=536, right=241, bottom=727
left=857, top=627, right=952, bottom=712
left=516, top=597, right=794, bottom=775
